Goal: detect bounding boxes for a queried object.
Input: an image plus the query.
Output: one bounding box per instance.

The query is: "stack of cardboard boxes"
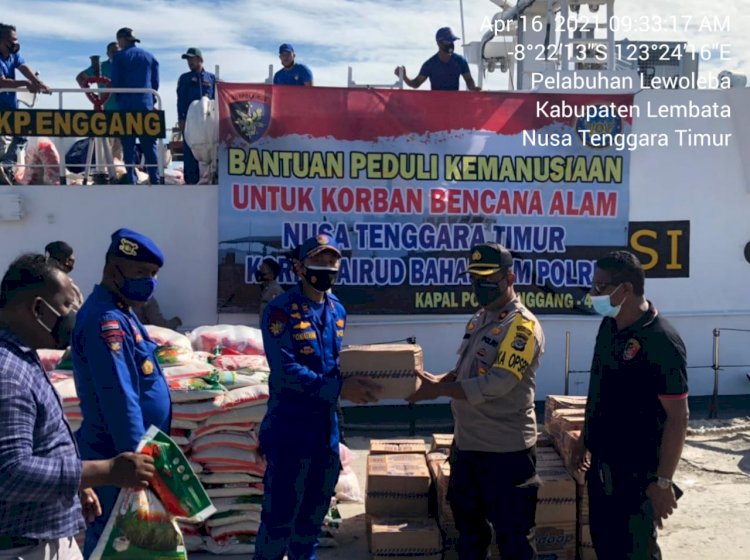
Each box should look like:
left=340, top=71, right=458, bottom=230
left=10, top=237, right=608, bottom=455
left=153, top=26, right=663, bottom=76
left=366, top=439, right=442, bottom=560
left=544, top=395, right=596, bottom=560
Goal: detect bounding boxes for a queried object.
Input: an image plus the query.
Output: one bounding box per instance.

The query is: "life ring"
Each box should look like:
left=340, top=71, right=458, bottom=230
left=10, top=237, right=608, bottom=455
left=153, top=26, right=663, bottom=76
left=81, top=75, right=112, bottom=110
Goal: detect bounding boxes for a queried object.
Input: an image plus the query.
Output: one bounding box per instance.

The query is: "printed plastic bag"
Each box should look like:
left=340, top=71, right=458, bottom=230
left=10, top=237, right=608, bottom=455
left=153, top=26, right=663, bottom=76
left=90, top=426, right=215, bottom=559
left=188, top=325, right=264, bottom=355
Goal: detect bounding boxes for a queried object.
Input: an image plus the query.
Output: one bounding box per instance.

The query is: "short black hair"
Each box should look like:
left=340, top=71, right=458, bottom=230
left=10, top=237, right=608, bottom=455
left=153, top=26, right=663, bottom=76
left=262, top=257, right=281, bottom=279
left=0, top=253, right=62, bottom=309
left=107, top=41, right=118, bottom=51
left=45, top=240, right=74, bottom=261
left=0, top=23, right=16, bottom=41
left=596, top=250, right=645, bottom=296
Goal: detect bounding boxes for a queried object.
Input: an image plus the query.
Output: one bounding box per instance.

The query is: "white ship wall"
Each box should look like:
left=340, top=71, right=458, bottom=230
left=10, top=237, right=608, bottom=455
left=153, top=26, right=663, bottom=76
left=1, top=88, right=749, bottom=399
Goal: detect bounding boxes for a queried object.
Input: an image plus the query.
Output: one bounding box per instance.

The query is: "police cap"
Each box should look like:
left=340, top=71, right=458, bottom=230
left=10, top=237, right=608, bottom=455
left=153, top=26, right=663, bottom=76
left=298, top=234, right=341, bottom=261
left=107, top=228, right=164, bottom=267
left=467, top=243, right=513, bottom=276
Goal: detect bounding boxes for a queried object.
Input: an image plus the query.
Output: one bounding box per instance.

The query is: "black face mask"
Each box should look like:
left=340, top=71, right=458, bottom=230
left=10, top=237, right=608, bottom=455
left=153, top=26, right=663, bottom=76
left=35, top=297, right=76, bottom=349
left=7, top=41, right=20, bottom=54
left=304, top=266, right=338, bottom=293
left=472, top=277, right=507, bottom=307
left=439, top=42, right=454, bottom=54
left=254, top=270, right=267, bottom=283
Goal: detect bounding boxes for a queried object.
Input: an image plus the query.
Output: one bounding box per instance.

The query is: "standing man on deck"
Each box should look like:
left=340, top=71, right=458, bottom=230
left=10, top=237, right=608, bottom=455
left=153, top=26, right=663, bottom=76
left=176, top=47, right=215, bottom=184
left=111, top=27, right=160, bottom=184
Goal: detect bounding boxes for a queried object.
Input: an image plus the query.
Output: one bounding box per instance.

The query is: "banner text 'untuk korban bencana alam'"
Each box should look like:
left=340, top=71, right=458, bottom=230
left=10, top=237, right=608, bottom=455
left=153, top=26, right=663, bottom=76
left=217, top=84, right=635, bottom=315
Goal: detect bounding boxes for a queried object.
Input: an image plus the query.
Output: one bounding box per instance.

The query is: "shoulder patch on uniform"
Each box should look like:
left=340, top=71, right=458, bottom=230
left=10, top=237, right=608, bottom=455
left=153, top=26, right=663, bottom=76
left=494, top=314, right=537, bottom=380
left=267, top=308, right=288, bottom=337
left=100, top=316, right=124, bottom=349
left=299, top=346, right=314, bottom=355
left=336, top=319, right=345, bottom=328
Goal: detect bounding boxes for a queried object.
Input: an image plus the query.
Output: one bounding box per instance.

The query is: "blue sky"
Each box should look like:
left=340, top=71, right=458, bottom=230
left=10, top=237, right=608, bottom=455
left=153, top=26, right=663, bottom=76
left=7, top=0, right=749, bottom=126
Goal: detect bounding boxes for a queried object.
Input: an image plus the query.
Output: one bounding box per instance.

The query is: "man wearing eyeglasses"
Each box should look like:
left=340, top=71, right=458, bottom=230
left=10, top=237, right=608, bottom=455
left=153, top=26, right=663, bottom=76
left=578, top=250, right=688, bottom=560
left=273, top=44, right=312, bottom=86
left=394, top=27, right=480, bottom=91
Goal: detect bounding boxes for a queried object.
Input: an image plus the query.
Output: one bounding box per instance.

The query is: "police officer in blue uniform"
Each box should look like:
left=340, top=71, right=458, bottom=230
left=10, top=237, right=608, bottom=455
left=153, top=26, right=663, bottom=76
left=255, top=234, right=380, bottom=560
left=71, top=228, right=171, bottom=558
left=176, top=47, right=216, bottom=184
left=111, top=28, right=160, bottom=185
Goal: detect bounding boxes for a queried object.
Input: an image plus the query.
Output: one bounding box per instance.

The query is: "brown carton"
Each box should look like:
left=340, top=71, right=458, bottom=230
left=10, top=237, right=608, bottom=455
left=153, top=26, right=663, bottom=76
left=340, top=343, right=423, bottom=401
left=430, top=433, right=454, bottom=452
left=535, top=522, right=577, bottom=560
left=370, top=438, right=426, bottom=455
left=368, top=517, right=442, bottom=560
left=536, top=465, right=576, bottom=525
left=366, top=454, right=431, bottom=517
left=544, top=395, right=587, bottom=426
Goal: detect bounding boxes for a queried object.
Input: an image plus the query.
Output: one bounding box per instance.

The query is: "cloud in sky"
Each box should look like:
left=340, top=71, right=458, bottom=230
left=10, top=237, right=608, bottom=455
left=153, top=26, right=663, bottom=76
left=6, top=0, right=749, bottom=125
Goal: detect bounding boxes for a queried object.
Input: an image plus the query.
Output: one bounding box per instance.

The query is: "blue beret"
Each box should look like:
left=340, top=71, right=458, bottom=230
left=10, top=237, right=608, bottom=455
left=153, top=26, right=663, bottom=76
left=108, top=228, right=164, bottom=267
left=298, top=234, right=341, bottom=261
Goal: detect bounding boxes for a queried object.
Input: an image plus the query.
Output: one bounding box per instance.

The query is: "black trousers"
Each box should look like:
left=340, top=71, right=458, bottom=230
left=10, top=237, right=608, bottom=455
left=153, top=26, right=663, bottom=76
left=587, top=458, right=662, bottom=560
left=447, top=446, right=539, bottom=560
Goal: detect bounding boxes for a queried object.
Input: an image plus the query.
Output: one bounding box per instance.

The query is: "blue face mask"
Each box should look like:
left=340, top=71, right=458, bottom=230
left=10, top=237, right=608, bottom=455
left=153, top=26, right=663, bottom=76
left=590, top=284, right=623, bottom=317
left=117, top=266, right=157, bottom=302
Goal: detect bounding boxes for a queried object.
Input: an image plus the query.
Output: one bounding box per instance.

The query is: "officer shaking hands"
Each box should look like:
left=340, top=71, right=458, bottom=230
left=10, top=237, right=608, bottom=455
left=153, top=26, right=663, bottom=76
left=255, top=234, right=380, bottom=560
left=408, top=243, right=545, bottom=560
left=71, top=228, right=171, bottom=558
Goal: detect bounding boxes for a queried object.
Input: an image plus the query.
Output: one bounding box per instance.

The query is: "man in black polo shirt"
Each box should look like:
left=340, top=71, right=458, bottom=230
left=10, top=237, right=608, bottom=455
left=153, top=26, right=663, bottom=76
left=579, top=251, right=688, bottom=560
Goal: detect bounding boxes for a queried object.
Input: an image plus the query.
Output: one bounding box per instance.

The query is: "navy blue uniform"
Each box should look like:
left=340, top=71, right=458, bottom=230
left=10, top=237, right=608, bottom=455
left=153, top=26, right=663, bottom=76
left=255, top=284, right=346, bottom=560
left=176, top=69, right=216, bottom=184
left=72, top=284, right=171, bottom=558
left=111, top=44, right=160, bottom=184
left=418, top=53, right=470, bottom=90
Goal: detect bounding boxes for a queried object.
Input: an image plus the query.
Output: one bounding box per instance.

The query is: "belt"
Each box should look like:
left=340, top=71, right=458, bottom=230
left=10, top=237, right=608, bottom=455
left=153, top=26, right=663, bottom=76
left=0, top=536, right=40, bottom=550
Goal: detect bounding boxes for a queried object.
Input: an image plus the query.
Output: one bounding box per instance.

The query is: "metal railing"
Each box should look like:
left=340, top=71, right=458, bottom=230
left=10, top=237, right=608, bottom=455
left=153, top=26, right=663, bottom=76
left=563, top=328, right=750, bottom=419
left=0, top=86, right=166, bottom=185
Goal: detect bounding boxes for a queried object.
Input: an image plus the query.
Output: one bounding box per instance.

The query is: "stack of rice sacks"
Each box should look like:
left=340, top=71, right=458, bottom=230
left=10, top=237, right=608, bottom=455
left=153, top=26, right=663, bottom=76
left=44, top=324, right=343, bottom=556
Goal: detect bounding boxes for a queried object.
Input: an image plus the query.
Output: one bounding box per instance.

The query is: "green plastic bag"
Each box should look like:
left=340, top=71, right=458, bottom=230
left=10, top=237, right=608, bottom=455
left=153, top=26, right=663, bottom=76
left=90, top=426, right=216, bottom=559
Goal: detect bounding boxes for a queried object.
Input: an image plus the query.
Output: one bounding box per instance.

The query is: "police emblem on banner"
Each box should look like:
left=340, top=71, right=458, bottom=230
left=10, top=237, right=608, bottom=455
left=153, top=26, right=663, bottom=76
left=230, top=100, right=270, bottom=144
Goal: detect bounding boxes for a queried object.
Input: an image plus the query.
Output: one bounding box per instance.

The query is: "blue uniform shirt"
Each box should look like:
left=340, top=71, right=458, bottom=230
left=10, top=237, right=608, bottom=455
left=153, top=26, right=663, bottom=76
left=419, top=53, right=470, bottom=90
left=0, top=52, right=25, bottom=109
left=176, top=69, right=216, bottom=121
left=72, top=284, right=171, bottom=459
left=273, top=63, right=313, bottom=86
left=111, top=45, right=159, bottom=110
left=259, top=284, right=346, bottom=455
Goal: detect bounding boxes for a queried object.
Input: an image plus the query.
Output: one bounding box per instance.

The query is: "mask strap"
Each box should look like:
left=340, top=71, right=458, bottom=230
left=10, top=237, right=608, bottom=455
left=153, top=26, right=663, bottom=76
left=34, top=297, right=60, bottom=333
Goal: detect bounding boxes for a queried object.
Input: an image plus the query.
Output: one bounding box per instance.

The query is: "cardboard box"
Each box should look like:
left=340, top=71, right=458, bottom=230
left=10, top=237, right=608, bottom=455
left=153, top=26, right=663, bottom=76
left=559, top=429, right=581, bottom=470
left=577, top=483, right=589, bottom=524
left=536, top=466, right=576, bottom=525
left=366, top=454, right=431, bottom=517
left=544, top=395, right=587, bottom=426
left=370, top=438, right=426, bottom=455
left=430, top=433, right=454, bottom=452
left=535, top=522, right=577, bottom=560
left=341, top=343, right=423, bottom=401
left=368, top=517, right=442, bottom=560
left=579, top=523, right=597, bottom=560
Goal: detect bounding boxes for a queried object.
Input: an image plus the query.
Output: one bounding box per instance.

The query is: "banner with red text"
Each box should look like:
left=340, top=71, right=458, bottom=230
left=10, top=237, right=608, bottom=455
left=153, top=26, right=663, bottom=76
left=218, top=84, right=633, bottom=315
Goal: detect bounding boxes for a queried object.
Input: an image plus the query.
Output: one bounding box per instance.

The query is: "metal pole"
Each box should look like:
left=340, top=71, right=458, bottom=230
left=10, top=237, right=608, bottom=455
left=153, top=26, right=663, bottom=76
left=459, top=0, right=467, bottom=46
left=564, top=331, right=571, bottom=395
left=709, top=328, right=720, bottom=419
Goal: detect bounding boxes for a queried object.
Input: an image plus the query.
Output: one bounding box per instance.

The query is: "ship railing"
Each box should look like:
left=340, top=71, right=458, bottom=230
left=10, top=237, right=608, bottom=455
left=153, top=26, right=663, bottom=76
left=0, top=86, right=166, bottom=185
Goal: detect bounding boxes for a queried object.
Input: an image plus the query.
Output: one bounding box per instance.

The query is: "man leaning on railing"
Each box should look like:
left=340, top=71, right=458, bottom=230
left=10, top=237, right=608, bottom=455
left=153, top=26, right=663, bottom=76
left=0, top=22, right=49, bottom=185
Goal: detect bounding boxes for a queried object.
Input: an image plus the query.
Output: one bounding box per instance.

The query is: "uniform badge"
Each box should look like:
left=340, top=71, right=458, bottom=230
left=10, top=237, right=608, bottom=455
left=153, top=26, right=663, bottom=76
left=108, top=341, right=121, bottom=353
left=269, top=321, right=284, bottom=336
left=299, top=347, right=314, bottom=355
left=316, top=234, right=329, bottom=245
left=267, top=308, right=288, bottom=337
left=467, top=321, right=476, bottom=332
left=478, top=367, right=488, bottom=376
left=118, top=238, right=139, bottom=257
left=291, top=304, right=299, bottom=310
left=477, top=348, right=487, bottom=358
left=491, top=326, right=502, bottom=335
left=101, top=320, right=119, bottom=332
left=142, top=360, right=154, bottom=375
left=294, top=321, right=312, bottom=330
left=499, top=310, right=509, bottom=320
left=471, top=250, right=482, bottom=262
left=336, top=319, right=345, bottom=328
left=623, top=339, right=641, bottom=361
